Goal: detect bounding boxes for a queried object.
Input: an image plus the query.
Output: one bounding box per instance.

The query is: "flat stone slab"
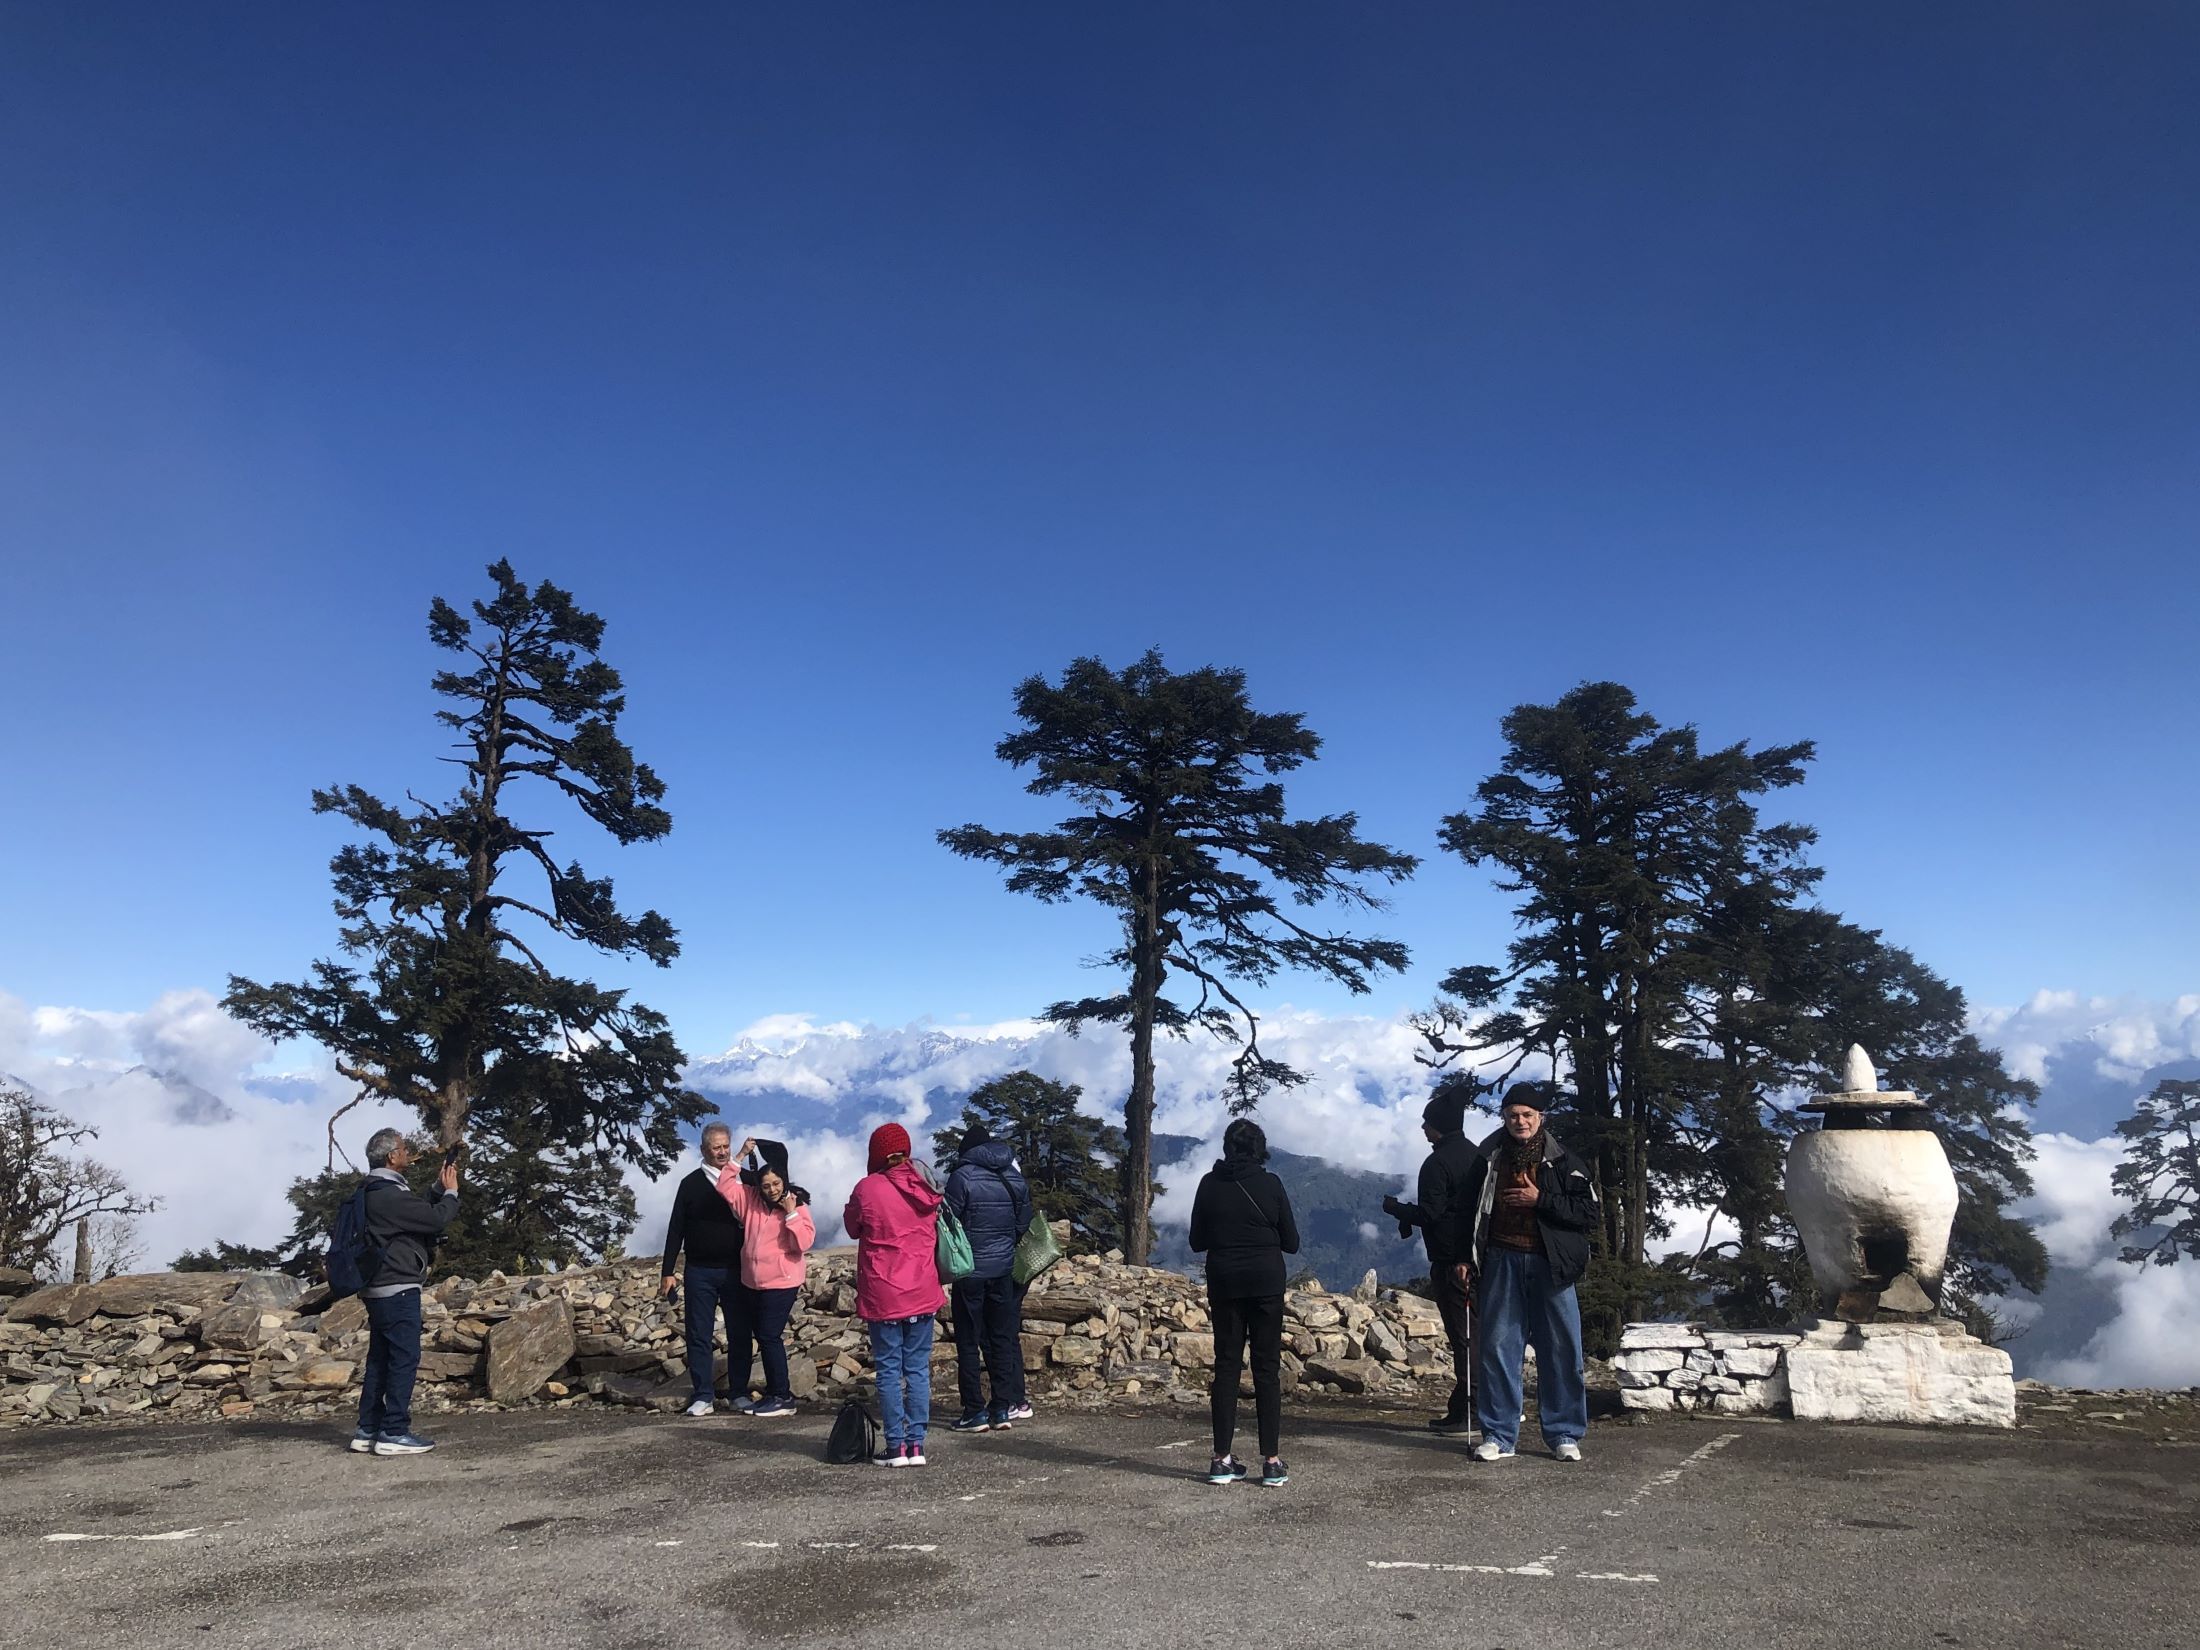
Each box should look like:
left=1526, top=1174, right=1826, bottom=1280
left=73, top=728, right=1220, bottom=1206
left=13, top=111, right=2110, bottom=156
left=1787, top=1323, right=2015, bottom=1426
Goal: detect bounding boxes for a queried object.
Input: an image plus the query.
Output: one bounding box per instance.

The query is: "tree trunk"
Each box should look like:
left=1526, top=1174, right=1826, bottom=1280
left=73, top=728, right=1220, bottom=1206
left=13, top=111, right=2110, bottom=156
left=1121, top=858, right=1164, bottom=1265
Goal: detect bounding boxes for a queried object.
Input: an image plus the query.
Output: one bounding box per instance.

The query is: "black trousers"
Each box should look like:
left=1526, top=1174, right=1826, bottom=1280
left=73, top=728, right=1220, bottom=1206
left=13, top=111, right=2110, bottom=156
left=1433, top=1265, right=1475, bottom=1420
left=1208, top=1290, right=1284, bottom=1460
left=951, top=1273, right=1026, bottom=1416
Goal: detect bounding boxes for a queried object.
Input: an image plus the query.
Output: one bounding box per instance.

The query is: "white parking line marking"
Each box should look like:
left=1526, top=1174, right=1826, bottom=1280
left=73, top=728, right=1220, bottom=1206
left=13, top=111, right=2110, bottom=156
left=741, top=1540, right=781, bottom=1549
left=1602, top=1431, right=1738, bottom=1518
left=45, top=1529, right=205, bottom=1543
left=1155, top=1439, right=1200, bottom=1451
left=1365, top=1561, right=1660, bottom=1585
left=884, top=1543, right=938, bottom=1552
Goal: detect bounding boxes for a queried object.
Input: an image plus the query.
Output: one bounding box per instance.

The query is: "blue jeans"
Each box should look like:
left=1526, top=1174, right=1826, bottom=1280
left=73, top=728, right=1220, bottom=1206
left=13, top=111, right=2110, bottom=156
left=867, top=1315, right=936, bottom=1448
left=1473, top=1247, right=1587, bottom=1450
left=359, top=1290, right=423, bottom=1438
left=683, top=1265, right=738, bottom=1404
left=951, top=1273, right=1026, bottom=1418
left=732, top=1284, right=800, bottom=1400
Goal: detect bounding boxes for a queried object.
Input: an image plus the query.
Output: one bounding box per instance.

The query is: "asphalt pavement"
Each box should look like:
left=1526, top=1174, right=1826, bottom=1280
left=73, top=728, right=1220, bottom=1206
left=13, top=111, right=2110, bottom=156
left=4, top=1400, right=2194, bottom=1650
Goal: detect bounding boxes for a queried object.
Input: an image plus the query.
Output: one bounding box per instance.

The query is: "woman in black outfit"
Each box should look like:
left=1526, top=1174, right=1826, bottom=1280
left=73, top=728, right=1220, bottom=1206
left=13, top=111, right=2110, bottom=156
left=1188, top=1118, right=1301, bottom=1487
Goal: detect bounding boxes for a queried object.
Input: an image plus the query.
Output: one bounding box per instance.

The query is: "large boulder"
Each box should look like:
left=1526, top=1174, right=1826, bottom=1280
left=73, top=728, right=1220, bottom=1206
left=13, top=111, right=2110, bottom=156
left=199, top=1304, right=271, bottom=1352
left=485, top=1298, right=576, bottom=1403
left=315, top=1296, right=369, bottom=1340
left=224, top=1273, right=309, bottom=1311
left=0, top=1266, right=37, bottom=1297
left=85, top=1273, right=245, bottom=1318
left=4, top=1283, right=99, bottom=1325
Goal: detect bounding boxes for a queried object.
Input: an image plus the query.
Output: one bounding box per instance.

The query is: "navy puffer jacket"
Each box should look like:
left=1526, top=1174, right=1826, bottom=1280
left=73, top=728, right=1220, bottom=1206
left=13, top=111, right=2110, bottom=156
left=945, top=1140, right=1034, bottom=1282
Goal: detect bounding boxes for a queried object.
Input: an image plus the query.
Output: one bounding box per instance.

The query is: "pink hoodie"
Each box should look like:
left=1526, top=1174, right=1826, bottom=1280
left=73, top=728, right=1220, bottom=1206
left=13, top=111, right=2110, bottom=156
left=841, top=1160, right=945, bottom=1323
left=714, top=1168, right=817, bottom=1291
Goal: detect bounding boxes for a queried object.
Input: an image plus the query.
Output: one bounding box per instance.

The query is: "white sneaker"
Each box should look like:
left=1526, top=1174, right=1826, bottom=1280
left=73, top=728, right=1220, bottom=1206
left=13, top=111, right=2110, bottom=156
left=683, top=1399, right=715, bottom=1418
left=1471, top=1439, right=1515, bottom=1462
left=1553, top=1441, right=1582, bottom=1463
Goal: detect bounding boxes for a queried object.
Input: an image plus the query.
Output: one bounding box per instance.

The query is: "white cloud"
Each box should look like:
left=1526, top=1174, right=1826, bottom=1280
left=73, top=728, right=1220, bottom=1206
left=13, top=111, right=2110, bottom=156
left=2014, top=1128, right=2200, bottom=1389
left=1971, top=990, right=2200, bottom=1086
left=2, top=988, right=370, bottom=1273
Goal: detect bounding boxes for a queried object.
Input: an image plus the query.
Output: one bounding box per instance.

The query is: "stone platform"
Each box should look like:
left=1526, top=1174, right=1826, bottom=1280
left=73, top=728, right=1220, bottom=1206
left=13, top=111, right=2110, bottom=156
left=1616, top=1317, right=2016, bottom=1426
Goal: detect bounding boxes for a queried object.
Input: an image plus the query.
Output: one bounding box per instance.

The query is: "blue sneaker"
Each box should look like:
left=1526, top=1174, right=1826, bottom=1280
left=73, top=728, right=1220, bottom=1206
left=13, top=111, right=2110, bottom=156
left=347, top=1429, right=375, bottom=1454
left=749, top=1396, right=797, bottom=1418
left=986, top=1411, right=1014, bottom=1432
left=372, top=1431, right=437, bottom=1456
left=949, top=1412, right=991, bottom=1433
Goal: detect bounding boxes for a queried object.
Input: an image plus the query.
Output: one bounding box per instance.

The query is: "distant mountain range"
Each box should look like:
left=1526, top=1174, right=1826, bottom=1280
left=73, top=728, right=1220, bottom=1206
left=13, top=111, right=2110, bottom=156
left=6, top=1063, right=236, bottom=1127
left=1147, top=1132, right=1428, bottom=1287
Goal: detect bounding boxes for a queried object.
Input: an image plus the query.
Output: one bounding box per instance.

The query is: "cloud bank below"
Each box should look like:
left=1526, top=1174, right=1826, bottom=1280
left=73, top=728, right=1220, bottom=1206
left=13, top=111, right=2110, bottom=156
left=3, top=985, right=2195, bottom=1388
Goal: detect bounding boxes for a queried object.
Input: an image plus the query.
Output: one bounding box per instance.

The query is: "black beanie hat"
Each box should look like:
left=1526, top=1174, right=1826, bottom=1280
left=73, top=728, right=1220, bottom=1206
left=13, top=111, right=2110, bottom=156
left=1422, top=1090, right=1469, bottom=1136
left=962, top=1122, right=994, bottom=1149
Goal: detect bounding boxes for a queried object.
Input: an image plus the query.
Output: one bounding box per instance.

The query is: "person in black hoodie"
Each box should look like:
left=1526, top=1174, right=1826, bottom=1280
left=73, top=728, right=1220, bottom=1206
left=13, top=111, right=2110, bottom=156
left=1382, top=1087, right=1483, bottom=1435
left=1188, top=1119, right=1300, bottom=1488
left=661, top=1123, right=745, bottom=1416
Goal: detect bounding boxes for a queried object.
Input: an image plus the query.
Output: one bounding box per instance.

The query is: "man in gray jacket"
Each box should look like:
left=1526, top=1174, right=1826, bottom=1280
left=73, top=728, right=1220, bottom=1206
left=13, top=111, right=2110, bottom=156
left=353, top=1127, right=460, bottom=1456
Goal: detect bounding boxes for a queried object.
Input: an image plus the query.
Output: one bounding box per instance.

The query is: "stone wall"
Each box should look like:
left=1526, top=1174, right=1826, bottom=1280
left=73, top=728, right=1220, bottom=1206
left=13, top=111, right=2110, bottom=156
left=0, top=1247, right=1455, bottom=1429
left=1612, top=1323, right=1799, bottom=1414
left=1615, top=1318, right=2017, bottom=1426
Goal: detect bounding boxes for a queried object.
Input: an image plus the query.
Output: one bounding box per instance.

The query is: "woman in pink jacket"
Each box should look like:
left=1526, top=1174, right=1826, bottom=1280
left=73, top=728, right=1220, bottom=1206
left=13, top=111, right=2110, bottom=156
left=841, top=1122, right=944, bottom=1466
left=714, top=1139, right=817, bottom=1417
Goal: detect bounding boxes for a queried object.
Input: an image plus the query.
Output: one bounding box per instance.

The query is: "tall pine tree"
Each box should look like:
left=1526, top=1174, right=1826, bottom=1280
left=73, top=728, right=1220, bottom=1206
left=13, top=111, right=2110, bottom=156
left=942, top=650, right=1416, bottom=1263
left=1424, top=682, right=2043, bottom=1343
left=225, top=562, right=705, bottom=1256
left=932, top=1071, right=1126, bottom=1252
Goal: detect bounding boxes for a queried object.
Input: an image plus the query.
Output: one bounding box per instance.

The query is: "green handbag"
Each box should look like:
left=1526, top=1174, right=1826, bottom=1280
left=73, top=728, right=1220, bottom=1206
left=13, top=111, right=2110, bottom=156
left=935, top=1206, right=975, bottom=1283
left=1012, top=1210, right=1064, bottom=1287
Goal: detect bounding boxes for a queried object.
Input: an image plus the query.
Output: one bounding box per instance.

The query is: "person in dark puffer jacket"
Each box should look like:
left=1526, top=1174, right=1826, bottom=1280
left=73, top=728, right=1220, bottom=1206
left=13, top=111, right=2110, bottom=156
left=944, top=1125, right=1034, bottom=1432
left=1188, top=1118, right=1300, bottom=1488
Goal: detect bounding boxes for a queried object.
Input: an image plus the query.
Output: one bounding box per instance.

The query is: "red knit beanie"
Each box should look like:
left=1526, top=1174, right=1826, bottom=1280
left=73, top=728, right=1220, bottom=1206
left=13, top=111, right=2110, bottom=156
left=867, top=1122, right=912, bottom=1174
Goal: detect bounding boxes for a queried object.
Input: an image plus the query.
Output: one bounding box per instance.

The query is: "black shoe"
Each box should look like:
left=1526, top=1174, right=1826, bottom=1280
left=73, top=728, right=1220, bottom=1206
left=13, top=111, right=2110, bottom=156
left=1260, top=1456, right=1290, bottom=1488
left=948, top=1412, right=991, bottom=1433
left=1206, top=1454, right=1249, bottom=1484
left=1428, top=1413, right=1476, bottom=1434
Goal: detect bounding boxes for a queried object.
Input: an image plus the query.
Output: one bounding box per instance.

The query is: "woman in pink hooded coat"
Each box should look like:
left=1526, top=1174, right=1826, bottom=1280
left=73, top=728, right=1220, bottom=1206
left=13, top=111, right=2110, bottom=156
left=841, top=1122, right=944, bottom=1466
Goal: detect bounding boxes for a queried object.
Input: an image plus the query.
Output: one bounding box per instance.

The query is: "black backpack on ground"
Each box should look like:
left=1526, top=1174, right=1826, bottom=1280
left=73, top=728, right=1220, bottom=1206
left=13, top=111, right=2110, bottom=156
left=826, top=1400, right=879, bottom=1465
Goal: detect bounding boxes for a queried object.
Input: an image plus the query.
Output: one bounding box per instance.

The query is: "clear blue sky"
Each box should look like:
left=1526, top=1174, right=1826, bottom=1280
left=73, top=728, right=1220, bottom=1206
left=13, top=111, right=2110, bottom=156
left=4, top=4, right=2194, bottom=1057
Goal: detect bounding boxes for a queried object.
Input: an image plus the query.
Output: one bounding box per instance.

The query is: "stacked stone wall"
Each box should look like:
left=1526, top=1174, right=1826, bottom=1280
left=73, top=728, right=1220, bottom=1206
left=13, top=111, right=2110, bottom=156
left=0, top=1247, right=1456, bottom=1429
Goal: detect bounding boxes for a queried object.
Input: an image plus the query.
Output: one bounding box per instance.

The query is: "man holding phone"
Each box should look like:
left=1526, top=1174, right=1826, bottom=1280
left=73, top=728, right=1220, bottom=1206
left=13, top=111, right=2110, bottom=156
left=1458, top=1084, right=1597, bottom=1464
left=355, top=1127, right=460, bottom=1456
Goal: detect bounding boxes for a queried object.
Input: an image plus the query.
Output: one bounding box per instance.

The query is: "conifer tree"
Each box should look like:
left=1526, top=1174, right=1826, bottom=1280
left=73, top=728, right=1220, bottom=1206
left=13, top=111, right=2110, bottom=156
left=2111, top=1077, right=2200, bottom=1267
left=1424, top=682, right=2044, bottom=1342
left=933, top=1071, right=1127, bottom=1251
left=943, top=650, right=1416, bottom=1263
left=224, top=562, right=705, bottom=1252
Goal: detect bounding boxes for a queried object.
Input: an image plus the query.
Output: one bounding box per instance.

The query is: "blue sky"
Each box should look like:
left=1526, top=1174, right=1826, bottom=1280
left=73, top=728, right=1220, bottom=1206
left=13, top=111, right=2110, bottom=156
left=3, top=4, right=2195, bottom=1057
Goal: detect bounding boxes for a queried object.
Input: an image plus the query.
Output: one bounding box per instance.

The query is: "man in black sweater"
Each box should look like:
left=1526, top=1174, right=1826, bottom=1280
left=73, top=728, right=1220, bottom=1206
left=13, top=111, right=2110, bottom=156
left=1383, top=1088, right=1483, bottom=1435
left=662, top=1123, right=744, bottom=1416
left=355, top=1127, right=460, bottom=1456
